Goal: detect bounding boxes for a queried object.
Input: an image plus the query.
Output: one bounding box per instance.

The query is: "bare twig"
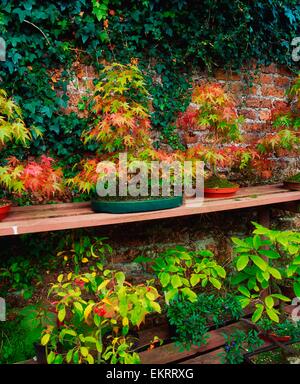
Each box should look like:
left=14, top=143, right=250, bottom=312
left=24, top=20, right=50, bottom=45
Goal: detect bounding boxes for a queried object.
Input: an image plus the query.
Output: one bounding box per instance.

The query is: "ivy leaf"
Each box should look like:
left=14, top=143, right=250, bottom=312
left=268, top=267, right=282, bottom=280
left=271, top=294, right=291, bottom=302
left=190, top=273, right=200, bottom=287
left=181, top=287, right=197, bottom=302
left=165, top=288, right=178, bottom=304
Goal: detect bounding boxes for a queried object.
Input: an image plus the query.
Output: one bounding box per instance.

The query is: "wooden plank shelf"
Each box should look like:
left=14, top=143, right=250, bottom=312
left=139, top=321, right=249, bottom=364
left=137, top=305, right=295, bottom=364
left=0, top=184, right=299, bottom=236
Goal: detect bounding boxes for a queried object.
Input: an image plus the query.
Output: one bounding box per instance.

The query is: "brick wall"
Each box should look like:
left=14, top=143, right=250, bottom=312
left=211, top=64, right=294, bottom=144
left=66, top=62, right=298, bottom=177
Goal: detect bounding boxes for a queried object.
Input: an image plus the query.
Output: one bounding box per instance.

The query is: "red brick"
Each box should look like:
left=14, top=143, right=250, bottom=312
left=272, top=100, right=289, bottom=110
left=276, top=66, right=293, bottom=76
left=226, top=82, right=243, bottom=94
left=259, top=110, right=271, bottom=121
left=214, top=70, right=227, bottom=81
left=214, top=70, right=241, bottom=81
left=239, top=109, right=258, bottom=120
left=243, top=122, right=265, bottom=131
left=243, top=133, right=261, bottom=143
left=261, top=86, right=286, bottom=98
left=245, top=97, right=273, bottom=108
left=259, top=74, right=274, bottom=85
left=274, top=76, right=291, bottom=87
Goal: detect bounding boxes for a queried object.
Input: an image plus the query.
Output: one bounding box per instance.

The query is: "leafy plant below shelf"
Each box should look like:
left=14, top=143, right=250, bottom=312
left=0, top=304, right=55, bottom=364
left=56, top=234, right=112, bottom=274
left=0, top=257, right=42, bottom=299
left=41, top=269, right=160, bottom=364
left=135, top=246, right=226, bottom=303
left=167, top=293, right=243, bottom=350
left=231, top=222, right=300, bottom=323
left=221, top=329, right=264, bottom=364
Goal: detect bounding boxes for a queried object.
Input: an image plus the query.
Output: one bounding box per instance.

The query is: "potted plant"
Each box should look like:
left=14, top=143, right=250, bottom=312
left=136, top=246, right=227, bottom=303
left=255, top=317, right=300, bottom=343
left=180, top=83, right=246, bottom=197
left=0, top=89, right=31, bottom=219
left=253, top=74, right=300, bottom=184
left=135, top=246, right=230, bottom=350
left=68, top=63, right=185, bottom=213
left=166, top=292, right=243, bottom=350
left=40, top=268, right=161, bottom=364
left=222, top=328, right=264, bottom=364
left=0, top=155, right=64, bottom=206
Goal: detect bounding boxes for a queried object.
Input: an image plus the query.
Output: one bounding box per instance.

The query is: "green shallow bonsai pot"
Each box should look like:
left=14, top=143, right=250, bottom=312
left=91, top=195, right=183, bottom=214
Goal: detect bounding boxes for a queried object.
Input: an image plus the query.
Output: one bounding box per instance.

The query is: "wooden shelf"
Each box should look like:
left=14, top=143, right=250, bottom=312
left=0, top=184, right=299, bottom=236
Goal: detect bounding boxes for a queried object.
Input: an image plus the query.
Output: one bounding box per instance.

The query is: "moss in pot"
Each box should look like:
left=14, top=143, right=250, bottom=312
left=204, top=175, right=239, bottom=198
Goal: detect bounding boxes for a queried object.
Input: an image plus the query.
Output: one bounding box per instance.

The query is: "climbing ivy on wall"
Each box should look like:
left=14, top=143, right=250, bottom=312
left=0, top=0, right=299, bottom=162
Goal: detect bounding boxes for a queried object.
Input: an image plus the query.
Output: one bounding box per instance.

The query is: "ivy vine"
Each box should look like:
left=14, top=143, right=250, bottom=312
left=0, top=0, right=299, bottom=164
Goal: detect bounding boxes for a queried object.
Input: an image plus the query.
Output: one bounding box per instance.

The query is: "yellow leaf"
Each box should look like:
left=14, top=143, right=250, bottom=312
left=57, top=274, right=64, bottom=283
left=82, top=258, right=89, bottom=263
left=84, top=303, right=94, bottom=321
left=41, top=334, right=50, bottom=346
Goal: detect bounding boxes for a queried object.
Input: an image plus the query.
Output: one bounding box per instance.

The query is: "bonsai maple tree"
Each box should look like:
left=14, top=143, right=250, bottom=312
left=254, top=74, right=300, bottom=181
left=83, top=62, right=152, bottom=152
left=181, top=83, right=249, bottom=192
left=0, top=156, right=64, bottom=202
left=0, top=88, right=64, bottom=204
left=69, top=62, right=185, bottom=199
left=180, top=77, right=300, bottom=188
